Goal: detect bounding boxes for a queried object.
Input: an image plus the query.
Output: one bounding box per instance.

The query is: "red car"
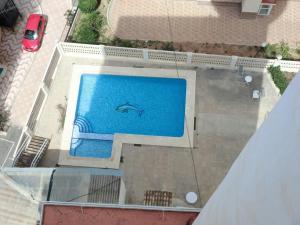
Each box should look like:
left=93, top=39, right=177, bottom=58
left=22, top=14, right=47, bottom=52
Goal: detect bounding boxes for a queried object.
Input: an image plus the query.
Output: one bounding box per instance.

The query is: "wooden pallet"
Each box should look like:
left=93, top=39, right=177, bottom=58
left=144, top=190, right=172, bottom=207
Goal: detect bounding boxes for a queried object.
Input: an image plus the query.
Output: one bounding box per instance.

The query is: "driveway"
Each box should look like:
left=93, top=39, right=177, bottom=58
left=0, top=0, right=40, bottom=110
left=109, top=0, right=300, bottom=46
left=0, top=0, right=70, bottom=127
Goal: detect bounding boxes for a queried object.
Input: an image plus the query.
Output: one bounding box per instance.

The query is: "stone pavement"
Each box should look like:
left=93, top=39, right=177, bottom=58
left=0, top=0, right=70, bottom=127
left=0, top=0, right=41, bottom=109
left=120, top=68, right=279, bottom=207
left=109, top=0, right=300, bottom=46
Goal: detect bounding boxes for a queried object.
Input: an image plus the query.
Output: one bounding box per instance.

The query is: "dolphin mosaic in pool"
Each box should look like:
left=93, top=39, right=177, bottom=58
left=115, top=102, right=144, bottom=117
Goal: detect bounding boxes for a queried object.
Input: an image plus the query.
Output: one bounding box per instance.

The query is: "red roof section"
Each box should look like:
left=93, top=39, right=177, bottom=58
left=261, top=0, right=277, bottom=4
left=42, top=205, right=199, bottom=225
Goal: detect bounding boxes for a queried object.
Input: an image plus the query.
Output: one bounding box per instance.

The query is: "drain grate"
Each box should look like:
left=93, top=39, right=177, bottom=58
left=87, top=175, right=121, bottom=204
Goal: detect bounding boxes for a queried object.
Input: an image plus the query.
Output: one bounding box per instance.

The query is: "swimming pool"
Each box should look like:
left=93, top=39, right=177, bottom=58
left=70, top=74, right=187, bottom=158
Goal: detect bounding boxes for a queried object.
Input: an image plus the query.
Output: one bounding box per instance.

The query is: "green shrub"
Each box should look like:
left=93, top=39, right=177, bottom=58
left=268, top=65, right=288, bottom=94
left=296, top=48, right=300, bottom=56
left=78, top=0, right=98, bottom=13
left=264, top=42, right=291, bottom=59
left=82, top=11, right=104, bottom=32
left=73, top=23, right=99, bottom=44
left=110, top=38, right=134, bottom=47
left=162, top=42, right=175, bottom=51
left=264, top=44, right=277, bottom=58
left=132, top=40, right=140, bottom=48
left=119, top=39, right=133, bottom=47
left=275, top=41, right=290, bottom=59
left=73, top=11, right=104, bottom=44
left=110, top=37, right=121, bottom=45
left=147, top=40, right=159, bottom=46
left=0, top=110, right=9, bottom=131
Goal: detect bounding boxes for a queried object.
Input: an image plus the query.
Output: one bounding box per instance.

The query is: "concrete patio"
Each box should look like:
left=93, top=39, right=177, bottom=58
left=119, top=67, right=279, bottom=207
left=34, top=53, right=279, bottom=207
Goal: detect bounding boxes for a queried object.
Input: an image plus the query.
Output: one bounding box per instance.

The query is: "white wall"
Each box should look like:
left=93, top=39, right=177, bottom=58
left=242, top=0, right=261, bottom=13
left=193, top=73, right=300, bottom=225
left=212, top=0, right=242, bottom=2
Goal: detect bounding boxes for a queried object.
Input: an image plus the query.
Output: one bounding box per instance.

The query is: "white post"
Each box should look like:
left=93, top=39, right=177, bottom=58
left=143, top=49, right=149, bottom=61
left=230, top=56, right=238, bottom=69
left=187, top=52, right=193, bottom=64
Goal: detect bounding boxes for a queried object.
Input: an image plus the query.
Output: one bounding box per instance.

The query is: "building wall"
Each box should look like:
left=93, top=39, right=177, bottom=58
left=192, top=73, right=300, bottom=225
left=211, top=0, right=242, bottom=2
left=242, top=0, right=261, bottom=12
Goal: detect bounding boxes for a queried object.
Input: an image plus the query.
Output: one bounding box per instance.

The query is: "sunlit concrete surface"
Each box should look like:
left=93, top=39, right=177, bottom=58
left=35, top=54, right=279, bottom=207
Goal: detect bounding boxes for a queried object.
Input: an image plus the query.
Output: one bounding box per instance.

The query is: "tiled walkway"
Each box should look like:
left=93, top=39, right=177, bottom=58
left=0, top=0, right=70, bottom=127
left=109, top=0, right=300, bottom=46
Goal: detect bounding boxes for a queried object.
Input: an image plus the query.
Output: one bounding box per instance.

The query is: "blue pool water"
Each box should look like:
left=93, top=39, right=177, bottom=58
left=70, top=74, right=187, bottom=158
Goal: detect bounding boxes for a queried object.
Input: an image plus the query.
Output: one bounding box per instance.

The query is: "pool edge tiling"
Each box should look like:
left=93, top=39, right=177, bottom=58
left=59, top=66, right=196, bottom=169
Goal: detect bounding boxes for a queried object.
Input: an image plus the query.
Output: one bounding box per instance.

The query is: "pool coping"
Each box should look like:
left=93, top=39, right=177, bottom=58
left=59, top=66, right=196, bottom=169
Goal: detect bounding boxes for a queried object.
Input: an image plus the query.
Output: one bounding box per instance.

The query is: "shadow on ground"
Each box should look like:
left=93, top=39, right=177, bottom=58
left=110, top=0, right=290, bottom=46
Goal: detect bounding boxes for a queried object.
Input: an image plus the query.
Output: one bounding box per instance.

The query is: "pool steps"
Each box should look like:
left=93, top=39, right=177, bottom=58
left=72, top=116, right=113, bottom=156
left=74, top=132, right=114, bottom=141
left=74, top=116, right=93, bottom=133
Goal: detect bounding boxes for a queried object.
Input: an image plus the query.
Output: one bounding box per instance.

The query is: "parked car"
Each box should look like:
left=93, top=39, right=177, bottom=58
left=22, top=14, right=47, bottom=52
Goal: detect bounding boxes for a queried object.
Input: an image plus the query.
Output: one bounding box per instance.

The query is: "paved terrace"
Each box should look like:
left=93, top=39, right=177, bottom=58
left=109, top=0, right=300, bottom=46
left=35, top=55, right=279, bottom=207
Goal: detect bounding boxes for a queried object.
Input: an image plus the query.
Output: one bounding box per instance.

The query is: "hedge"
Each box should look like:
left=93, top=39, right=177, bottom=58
left=73, top=12, right=103, bottom=44
left=78, top=0, right=98, bottom=13
left=268, top=65, right=288, bottom=94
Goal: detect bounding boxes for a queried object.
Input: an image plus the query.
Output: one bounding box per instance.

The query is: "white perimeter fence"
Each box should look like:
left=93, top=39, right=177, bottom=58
left=59, top=42, right=300, bottom=72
